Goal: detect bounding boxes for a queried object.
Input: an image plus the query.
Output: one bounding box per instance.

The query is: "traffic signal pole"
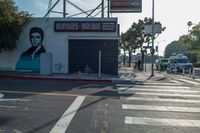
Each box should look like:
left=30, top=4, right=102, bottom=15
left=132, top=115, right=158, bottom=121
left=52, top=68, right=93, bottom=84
left=151, top=0, right=155, bottom=77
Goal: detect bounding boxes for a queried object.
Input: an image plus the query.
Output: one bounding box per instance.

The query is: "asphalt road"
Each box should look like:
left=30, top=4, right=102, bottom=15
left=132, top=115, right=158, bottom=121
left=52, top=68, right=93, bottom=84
left=0, top=73, right=200, bottom=133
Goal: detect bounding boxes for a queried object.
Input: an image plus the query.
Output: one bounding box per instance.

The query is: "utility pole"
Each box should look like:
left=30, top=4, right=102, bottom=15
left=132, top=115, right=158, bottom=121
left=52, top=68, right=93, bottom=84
left=102, top=0, right=104, bottom=18
left=63, top=0, right=66, bottom=18
left=151, top=0, right=155, bottom=77
left=107, top=0, right=110, bottom=18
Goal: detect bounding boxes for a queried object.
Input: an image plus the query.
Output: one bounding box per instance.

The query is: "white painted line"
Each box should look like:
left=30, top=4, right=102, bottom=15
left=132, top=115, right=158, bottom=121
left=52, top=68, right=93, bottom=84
left=176, top=78, right=200, bottom=85
left=143, top=82, right=181, bottom=86
left=0, top=98, right=30, bottom=102
left=121, top=92, right=200, bottom=98
left=125, top=117, right=200, bottom=127
left=0, top=105, right=16, bottom=108
left=120, top=96, right=200, bottom=103
left=171, top=80, right=183, bottom=84
left=136, top=85, right=189, bottom=89
left=116, top=84, right=134, bottom=87
left=122, top=104, right=200, bottom=113
left=50, top=96, right=85, bottom=133
left=118, top=88, right=199, bottom=93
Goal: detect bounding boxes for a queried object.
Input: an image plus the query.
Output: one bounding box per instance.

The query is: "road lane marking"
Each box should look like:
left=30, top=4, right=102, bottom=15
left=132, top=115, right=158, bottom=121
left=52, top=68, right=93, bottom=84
left=0, top=90, right=119, bottom=99
left=118, top=88, right=199, bottom=93
left=134, top=86, right=189, bottom=89
left=142, top=82, right=182, bottom=86
left=171, top=80, right=183, bottom=84
left=119, top=92, right=200, bottom=98
left=0, top=105, right=16, bottom=108
left=120, top=96, right=200, bottom=103
left=175, top=78, right=200, bottom=85
left=125, top=117, right=200, bottom=127
left=0, top=90, right=85, bottom=97
left=50, top=96, right=85, bottom=133
left=122, top=104, right=200, bottom=113
left=0, top=99, right=30, bottom=102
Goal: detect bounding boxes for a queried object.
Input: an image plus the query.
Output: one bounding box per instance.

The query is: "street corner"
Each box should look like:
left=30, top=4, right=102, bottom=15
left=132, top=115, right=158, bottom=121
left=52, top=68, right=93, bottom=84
left=150, top=75, right=168, bottom=81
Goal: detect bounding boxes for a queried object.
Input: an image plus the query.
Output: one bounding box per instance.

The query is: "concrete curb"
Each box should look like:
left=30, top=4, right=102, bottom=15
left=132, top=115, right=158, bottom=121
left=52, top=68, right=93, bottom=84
left=0, top=74, right=113, bottom=83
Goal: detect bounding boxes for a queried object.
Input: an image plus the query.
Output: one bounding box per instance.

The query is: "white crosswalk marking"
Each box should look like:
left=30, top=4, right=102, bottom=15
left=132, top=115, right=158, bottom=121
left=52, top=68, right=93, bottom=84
left=134, top=85, right=189, bottom=89
left=120, top=96, right=200, bottom=103
left=125, top=117, right=200, bottom=127
left=122, top=104, right=200, bottom=113
left=176, top=78, right=200, bottom=85
left=120, top=92, right=200, bottom=98
left=170, top=80, right=183, bottom=84
left=118, top=88, right=199, bottom=93
left=142, top=82, right=182, bottom=86
left=119, top=79, right=200, bottom=128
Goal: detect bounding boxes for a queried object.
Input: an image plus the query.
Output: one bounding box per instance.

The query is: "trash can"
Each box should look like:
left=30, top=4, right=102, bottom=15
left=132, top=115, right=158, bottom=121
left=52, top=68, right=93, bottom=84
left=40, top=53, right=53, bottom=75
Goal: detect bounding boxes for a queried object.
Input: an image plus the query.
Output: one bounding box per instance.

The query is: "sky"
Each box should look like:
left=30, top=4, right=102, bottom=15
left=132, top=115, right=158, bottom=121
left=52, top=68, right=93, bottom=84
left=14, top=0, right=200, bottom=56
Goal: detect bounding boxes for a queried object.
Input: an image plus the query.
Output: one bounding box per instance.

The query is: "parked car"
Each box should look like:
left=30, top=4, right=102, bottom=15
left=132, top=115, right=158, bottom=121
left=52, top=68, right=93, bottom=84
left=155, top=58, right=168, bottom=70
left=168, top=54, right=193, bottom=72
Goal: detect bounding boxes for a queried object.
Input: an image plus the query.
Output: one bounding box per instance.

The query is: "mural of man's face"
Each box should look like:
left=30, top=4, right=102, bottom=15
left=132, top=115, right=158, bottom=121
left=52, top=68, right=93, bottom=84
left=30, top=32, right=42, bottom=47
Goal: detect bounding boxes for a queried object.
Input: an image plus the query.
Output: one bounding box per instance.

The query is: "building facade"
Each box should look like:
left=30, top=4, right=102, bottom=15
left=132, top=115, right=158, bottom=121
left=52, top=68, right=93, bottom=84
left=0, top=18, right=119, bottom=75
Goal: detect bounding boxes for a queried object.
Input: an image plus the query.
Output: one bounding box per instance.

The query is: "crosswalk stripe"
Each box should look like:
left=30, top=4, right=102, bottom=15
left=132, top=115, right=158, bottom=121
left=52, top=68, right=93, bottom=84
left=122, top=104, right=200, bottom=113
left=118, top=88, right=199, bottom=93
left=142, top=82, right=181, bottom=86
left=170, top=80, right=183, bottom=84
left=125, top=117, right=200, bottom=127
left=120, top=96, right=200, bottom=103
left=135, top=85, right=189, bottom=89
left=120, top=92, right=200, bottom=98
left=175, top=78, right=200, bottom=85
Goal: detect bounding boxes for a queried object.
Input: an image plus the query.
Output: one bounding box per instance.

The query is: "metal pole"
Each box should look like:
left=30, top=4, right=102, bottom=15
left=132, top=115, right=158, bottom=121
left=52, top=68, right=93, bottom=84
left=63, top=0, right=66, bottom=18
left=98, top=51, right=102, bottom=79
left=102, top=0, right=104, bottom=18
left=107, top=0, right=110, bottom=18
left=151, top=0, right=155, bottom=77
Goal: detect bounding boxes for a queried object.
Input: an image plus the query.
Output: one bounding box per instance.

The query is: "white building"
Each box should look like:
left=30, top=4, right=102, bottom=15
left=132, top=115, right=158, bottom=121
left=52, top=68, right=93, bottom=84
left=0, top=18, right=119, bottom=75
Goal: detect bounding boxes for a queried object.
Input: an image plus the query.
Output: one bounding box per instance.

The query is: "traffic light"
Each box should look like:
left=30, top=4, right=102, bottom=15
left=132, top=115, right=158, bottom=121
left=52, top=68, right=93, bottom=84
left=155, top=46, right=158, bottom=52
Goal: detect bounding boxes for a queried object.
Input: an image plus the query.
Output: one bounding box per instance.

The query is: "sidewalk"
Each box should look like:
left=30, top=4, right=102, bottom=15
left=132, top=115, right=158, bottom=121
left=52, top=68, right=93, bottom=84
left=0, top=69, right=136, bottom=83
left=0, top=67, right=166, bottom=83
left=119, top=66, right=166, bottom=82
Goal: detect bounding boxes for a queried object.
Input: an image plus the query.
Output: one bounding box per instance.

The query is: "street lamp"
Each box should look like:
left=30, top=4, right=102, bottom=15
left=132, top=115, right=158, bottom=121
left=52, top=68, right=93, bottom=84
left=187, top=21, right=192, bottom=32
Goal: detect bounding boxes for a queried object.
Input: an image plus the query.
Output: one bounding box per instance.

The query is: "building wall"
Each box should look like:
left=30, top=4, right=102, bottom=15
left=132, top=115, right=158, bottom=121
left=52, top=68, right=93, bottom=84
left=0, top=18, right=119, bottom=74
left=69, top=39, right=118, bottom=75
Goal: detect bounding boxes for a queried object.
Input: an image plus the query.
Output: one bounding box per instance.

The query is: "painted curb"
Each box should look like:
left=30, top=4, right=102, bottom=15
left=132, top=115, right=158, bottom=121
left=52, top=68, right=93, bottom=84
left=0, top=74, right=112, bottom=83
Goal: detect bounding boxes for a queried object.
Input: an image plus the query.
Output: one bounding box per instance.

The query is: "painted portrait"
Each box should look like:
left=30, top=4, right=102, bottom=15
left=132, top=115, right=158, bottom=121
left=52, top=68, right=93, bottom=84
left=16, top=27, right=46, bottom=72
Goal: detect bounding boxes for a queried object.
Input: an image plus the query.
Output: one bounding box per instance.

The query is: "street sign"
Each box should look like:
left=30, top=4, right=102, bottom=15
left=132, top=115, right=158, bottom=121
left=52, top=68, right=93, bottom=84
left=110, top=0, right=142, bottom=13
left=145, top=24, right=162, bottom=35
left=143, top=46, right=152, bottom=49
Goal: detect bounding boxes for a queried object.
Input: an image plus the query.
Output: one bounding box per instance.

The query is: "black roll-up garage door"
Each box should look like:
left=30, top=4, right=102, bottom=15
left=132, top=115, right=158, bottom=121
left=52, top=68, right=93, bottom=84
left=69, top=39, right=118, bottom=75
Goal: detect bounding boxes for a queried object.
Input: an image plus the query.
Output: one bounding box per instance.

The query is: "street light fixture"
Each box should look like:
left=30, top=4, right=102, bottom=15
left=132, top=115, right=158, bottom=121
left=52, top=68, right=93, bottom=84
left=187, top=21, right=192, bottom=32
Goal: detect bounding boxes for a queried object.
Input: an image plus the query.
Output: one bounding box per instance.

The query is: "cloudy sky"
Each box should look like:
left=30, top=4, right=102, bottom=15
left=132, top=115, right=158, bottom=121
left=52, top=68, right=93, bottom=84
left=15, top=0, right=200, bottom=56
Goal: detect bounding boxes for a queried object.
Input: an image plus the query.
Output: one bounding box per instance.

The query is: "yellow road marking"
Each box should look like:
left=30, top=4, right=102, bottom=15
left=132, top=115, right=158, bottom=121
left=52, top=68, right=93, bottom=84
left=0, top=90, right=119, bottom=99
left=0, top=90, right=84, bottom=97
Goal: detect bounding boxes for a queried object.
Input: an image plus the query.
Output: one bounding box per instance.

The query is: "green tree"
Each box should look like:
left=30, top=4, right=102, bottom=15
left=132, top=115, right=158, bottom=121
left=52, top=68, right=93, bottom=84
left=178, top=23, right=200, bottom=62
left=0, top=0, right=30, bottom=52
left=119, top=32, right=129, bottom=65
left=164, top=41, right=186, bottom=57
left=123, top=17, right=164, bottom=68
